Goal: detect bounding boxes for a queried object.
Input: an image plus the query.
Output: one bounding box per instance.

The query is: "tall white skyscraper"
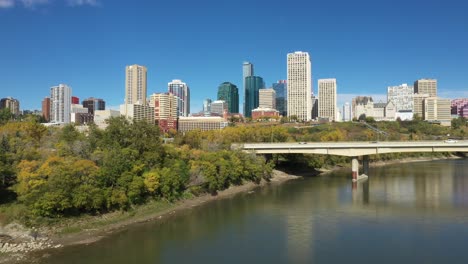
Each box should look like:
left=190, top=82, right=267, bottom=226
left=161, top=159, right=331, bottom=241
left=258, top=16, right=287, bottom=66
left=50, top=84, right=72, bottom=124
left=125, top=64, right=147, bottom=105
left=168, top=79, right=190, bottom=117
left=287, top=51, right=312, bottom=121
left=243, top=62, right=254, bottom=115
left=318, top=78, right=337, bottom=121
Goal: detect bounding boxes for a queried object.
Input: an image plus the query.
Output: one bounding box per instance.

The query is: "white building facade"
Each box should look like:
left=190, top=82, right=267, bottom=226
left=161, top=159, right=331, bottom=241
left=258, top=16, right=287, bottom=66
left=387, top=83, right=414, bottom=112
left=318, top=78, right=337, bottom=121
left=287, top=51, right=312, bottom=121
left=50, top=84, right=72, bottom=124
left=259, top=88, right=276, bottom=109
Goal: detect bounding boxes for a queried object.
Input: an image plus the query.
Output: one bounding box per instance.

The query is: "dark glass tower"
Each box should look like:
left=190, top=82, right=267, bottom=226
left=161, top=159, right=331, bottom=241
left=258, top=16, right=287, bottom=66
left=272, top=80, right=287, bottom=116
left=82, top=97, right=105, bottom=114
left=217, top=82, right=239, bottom=114
left=244, top=76, right=264, bottom=118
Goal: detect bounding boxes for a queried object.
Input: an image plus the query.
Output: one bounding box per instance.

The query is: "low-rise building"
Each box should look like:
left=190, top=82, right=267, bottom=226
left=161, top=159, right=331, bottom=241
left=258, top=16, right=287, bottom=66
left=352, top=96, right=374, bottom=119
left=94, top=109, right=120, bottom=129
left=384, top=101, right=396, bottom=120
left=251, top=107, right=280, bottom=120
left=373, top=101, right=386, bottom=120
left=424, top=97, right=451, bottom=125
left=178, top=116, right=228, bottom=132
left=451, top=98, right=468, bottom=118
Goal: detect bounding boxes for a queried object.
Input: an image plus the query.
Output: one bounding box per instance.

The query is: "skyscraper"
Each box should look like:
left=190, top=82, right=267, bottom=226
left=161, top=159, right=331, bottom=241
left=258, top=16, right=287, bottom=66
left=414, top=79, right=437, bottom=97
left=203, top=98, right=212, bottom=116
left=318, top=78, right=337, bottom=121
left=287, top=51, right=312, bottom=121
left=343, top=102, right=351, bottom=121
left=82, top=97, right=105, bottom=114
left=272, top=80, right=287, bottom=116
left=168, top=79, right=190, bottom=117
left=245, top=76, right=264, bottom=118
left=243, top=62, right=254, bottom=115
left=125, top=64, right=147, bottom=105
left=50, top=84, right=72, bottom=124
left=217, top=82, right=239, bottom=114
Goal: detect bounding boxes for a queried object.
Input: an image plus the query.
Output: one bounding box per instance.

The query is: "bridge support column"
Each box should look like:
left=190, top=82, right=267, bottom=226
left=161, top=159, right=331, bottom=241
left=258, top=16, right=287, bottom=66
left=363, top=155, right=369, bottom=176
left=352, top=157, right=359, bottom=182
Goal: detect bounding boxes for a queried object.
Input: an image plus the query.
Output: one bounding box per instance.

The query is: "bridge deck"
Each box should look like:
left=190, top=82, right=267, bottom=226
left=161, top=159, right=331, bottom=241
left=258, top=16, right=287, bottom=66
left=238, top=141, right=468, bottom=157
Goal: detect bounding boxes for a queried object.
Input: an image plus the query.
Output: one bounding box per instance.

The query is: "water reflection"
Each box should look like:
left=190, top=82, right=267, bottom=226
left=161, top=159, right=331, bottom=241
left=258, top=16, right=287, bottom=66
left=39, top=159, right=468, bottom=264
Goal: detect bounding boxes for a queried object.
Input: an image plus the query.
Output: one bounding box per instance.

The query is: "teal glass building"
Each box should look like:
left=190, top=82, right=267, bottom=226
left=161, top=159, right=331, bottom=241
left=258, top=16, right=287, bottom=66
left=244, top=76, right=264, bottom=118
left=217, top=82, right=239, bottom=114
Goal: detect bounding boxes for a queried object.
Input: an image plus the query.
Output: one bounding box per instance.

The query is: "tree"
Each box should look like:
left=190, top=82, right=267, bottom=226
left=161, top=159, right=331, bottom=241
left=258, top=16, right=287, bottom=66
left=0, top=108, right=13, bottom=125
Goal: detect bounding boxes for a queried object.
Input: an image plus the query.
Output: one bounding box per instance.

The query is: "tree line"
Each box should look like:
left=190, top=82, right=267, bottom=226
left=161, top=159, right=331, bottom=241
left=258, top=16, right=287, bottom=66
left=0, top=117, right=272, bottom=218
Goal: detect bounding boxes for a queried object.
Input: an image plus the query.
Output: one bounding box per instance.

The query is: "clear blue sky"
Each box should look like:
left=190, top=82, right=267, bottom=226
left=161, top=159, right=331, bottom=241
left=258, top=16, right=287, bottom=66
left=1, top=0, right=467, bottom=112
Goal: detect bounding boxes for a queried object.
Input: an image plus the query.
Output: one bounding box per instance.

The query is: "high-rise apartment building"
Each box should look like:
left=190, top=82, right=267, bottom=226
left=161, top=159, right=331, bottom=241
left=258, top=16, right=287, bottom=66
left=424, top=97, right=451, bottom=122
left=387, top=83, right=414, bottom=111
left=119, top=104, right=154, bottom=124
left=272, top=80, right=287, bottom=116
left=125, top=64, right=147, bottom=105
left=82, top=97, right=105, bottom=114
left=41, top=97, right=50, bottom=122
left=168, top=79, right=190, bottom=117
left=50, top=84, right=72, bottom=124
left=243, top=62, right=254, bottom=115
left=259, top=88, right=276, bottom=109
left=0, top=97, right=20, bottom=116
left=149, top=93, right=178, bottom=132
left=414, top=79, right=437, bottom=97
left=318, top=78, right=337, bottom=121
left=245, top=76, right=264, bottom=118
left=287, top=51, right=312, bottom=121
left=217, top=82, right=239, bottom=114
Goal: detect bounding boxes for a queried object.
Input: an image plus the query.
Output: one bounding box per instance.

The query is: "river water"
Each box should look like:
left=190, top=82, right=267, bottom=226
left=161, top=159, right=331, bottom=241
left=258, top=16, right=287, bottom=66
left=39, top=159, right=468, bottom=264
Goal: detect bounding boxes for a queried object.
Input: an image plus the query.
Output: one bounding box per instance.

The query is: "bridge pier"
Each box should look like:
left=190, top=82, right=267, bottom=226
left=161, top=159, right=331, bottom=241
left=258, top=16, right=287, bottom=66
left=351, top=157, right=359, bottom=182
left=363, top=155, right=369, bottom=176
left=352, top=156, right=369, bottom=182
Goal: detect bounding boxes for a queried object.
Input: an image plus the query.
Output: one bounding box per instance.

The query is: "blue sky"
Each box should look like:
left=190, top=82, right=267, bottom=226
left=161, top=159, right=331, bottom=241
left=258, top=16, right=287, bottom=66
left=1, top=0, right=467, bottom=112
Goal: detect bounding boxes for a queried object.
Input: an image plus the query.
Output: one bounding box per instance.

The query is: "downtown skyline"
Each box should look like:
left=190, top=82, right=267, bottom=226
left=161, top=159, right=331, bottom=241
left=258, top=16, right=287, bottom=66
left=1, top=0, right=467, bottom=111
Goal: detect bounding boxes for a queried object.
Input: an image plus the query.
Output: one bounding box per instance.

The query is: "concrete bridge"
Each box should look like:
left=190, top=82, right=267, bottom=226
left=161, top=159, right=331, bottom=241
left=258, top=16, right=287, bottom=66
left=235, top=141, right=468, bottom=182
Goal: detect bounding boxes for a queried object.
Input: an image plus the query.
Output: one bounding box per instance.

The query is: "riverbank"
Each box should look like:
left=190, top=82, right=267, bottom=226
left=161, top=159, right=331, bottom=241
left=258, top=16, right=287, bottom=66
left=0, top=169, right=301, bottom=264
left=1, top=155, right=464, bottom=263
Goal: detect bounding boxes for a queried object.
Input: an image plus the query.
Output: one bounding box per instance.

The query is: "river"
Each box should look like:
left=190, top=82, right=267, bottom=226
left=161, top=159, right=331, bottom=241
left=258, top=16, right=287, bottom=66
left=38, top=159, right=468, bottom=264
